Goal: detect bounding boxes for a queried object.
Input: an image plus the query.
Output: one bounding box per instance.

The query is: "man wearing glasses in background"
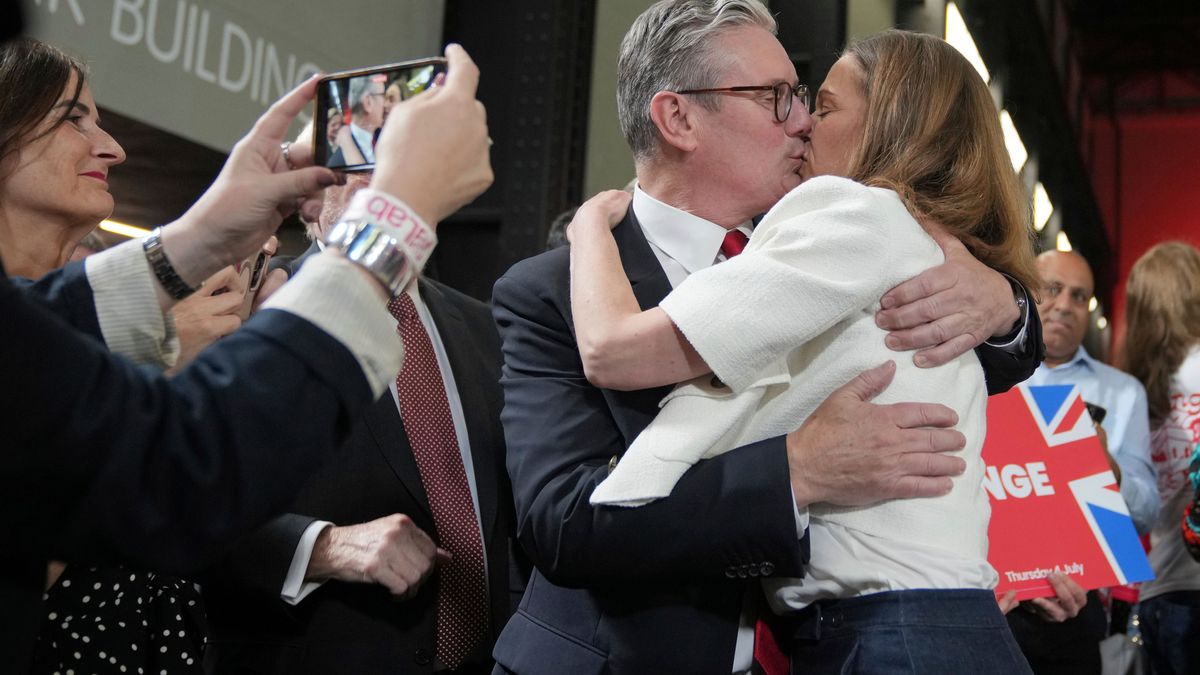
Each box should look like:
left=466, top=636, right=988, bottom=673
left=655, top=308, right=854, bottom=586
left=489, top=1, right=1042, bottom=673
left=1006, top=250, right=1158, bottom=674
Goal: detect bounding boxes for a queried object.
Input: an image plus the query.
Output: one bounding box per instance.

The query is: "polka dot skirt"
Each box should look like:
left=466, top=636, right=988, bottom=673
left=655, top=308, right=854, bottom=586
left=32, top=566, right=206, bottom=674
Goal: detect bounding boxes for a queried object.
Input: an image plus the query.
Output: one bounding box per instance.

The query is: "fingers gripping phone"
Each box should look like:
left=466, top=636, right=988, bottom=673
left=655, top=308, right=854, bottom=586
left=313, top=58, right=448, bottom=172
left=235, top=241, right=275, bottom=320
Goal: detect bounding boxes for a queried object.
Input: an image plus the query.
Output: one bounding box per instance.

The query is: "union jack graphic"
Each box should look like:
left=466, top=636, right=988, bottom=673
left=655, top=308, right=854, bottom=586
left=1068, top=473, right=1154, bottom=585
left=1021, top=384, right=1096, bottom=446
left=985, top=384, right=1155, bottom=599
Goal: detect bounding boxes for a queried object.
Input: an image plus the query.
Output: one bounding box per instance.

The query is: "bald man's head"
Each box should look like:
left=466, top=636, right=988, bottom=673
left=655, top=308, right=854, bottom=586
left=1035, top=251, right=1094, bottom=366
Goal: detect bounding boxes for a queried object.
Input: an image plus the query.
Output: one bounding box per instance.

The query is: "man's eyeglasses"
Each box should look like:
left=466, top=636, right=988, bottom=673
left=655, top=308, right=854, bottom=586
left=676, top=82, right=810, bottom=123
left=1042, top=282, right=1091, bottom=309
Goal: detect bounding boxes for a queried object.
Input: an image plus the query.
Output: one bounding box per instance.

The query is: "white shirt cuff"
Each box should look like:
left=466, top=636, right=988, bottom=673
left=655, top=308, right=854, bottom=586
left=84, top=239, right=180, bottom=367
left=789, top=486, right=810, bottom=536
left=262, top=251, right=404, bottom=398
left=281, top=520, right=334, bottom=605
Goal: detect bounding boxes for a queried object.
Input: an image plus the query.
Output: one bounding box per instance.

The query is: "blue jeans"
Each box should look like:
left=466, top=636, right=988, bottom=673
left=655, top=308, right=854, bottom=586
left=787, top=589, right=1032, bottom=675
left=1139, top=591, right=1200, bottom=675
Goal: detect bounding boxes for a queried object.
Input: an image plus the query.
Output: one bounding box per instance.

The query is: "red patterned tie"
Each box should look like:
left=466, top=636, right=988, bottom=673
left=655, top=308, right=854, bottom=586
left=717, top=229, right=789, bottom=675
left=388, top=293, right=488, bottom=668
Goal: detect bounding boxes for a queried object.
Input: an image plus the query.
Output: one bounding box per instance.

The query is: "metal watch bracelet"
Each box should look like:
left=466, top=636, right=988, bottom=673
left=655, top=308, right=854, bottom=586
left=323, top=219, right=414, bottom=297
left=142, top=227, right=197, bottom=300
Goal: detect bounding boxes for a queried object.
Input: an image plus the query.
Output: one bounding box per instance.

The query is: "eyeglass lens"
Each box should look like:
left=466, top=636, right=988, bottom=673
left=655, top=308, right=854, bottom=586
left=773, top=83, right=810, bottom=123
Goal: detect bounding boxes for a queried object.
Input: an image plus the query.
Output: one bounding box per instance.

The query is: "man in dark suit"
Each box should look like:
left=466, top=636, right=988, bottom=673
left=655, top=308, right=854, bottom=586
left=489, top=2, right=1043, bottom=674
left=204, top=173, right=520, bottom=675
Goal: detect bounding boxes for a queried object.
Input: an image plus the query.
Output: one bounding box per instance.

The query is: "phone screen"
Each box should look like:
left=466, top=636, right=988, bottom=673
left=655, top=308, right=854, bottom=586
left=313, top=58, right=447, bottom=172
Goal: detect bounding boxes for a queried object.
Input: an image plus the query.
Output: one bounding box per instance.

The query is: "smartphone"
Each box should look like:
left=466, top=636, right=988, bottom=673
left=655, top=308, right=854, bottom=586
left=313, top=58, right=447, bottom=172
left=235, top=247, right=272, bottom=320
left=1083, top=401, right=1108, bottom=426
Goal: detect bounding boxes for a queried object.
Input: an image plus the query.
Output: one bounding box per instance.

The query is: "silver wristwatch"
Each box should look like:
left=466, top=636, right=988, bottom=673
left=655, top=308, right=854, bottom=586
left=142, top=227, right=197, bottom=300
left=322, top=219, right=414, bottom=296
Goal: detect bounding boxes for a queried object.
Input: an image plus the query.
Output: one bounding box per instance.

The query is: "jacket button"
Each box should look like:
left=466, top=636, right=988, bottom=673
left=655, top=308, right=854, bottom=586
left=748, top=564, right=761, bottom=578
left=414, top=648, right=432, bottom=666
left=760, top=562, right=775, bottom=577
left=725, top=566, right=738, bottom=578
left=737, top=565, right=749, bottom=579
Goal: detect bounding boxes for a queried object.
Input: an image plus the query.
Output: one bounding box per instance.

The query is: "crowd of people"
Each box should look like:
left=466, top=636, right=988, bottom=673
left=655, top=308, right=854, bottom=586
left=3, top=1, right=1198, bottom=673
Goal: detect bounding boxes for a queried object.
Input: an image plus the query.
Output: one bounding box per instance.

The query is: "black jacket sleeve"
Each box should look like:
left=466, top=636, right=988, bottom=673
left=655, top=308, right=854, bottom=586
left=1, top=271, right=375, bottom=575
left=976, top=283, right=1045, bottom=395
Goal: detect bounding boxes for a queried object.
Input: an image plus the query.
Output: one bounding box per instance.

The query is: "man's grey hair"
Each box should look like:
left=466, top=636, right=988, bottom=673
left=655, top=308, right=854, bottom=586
left=617, top=0, right=776, bottom=160
left=347, top=74, right=375, bottom=116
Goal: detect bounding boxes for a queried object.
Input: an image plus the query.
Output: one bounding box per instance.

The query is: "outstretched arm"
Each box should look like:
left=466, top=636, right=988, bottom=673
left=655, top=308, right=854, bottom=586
left=568, top=190, right=707, bottom=390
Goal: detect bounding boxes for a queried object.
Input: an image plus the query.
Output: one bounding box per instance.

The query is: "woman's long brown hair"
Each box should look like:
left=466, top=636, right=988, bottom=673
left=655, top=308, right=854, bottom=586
left=844, top=30, right=1039, bottom=294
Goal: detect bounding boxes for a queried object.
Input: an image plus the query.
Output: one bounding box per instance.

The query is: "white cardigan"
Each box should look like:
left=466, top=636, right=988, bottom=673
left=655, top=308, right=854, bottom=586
left=590, top=175, right=990, bottom=570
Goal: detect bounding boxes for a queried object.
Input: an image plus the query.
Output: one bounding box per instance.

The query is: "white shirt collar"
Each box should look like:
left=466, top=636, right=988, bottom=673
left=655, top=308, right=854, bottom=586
left=349, top=122, right=376, bottom=162
left=632, top=184, right=752, bottom=275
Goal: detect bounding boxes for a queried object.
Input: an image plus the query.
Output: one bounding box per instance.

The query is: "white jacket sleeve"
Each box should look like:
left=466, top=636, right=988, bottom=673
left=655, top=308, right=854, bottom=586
left=660, top=176, right=938, bottom=394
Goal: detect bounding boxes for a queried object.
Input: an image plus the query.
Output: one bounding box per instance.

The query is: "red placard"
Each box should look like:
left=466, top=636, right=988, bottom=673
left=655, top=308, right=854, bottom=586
left=983, top=384, right=1154, bottom=601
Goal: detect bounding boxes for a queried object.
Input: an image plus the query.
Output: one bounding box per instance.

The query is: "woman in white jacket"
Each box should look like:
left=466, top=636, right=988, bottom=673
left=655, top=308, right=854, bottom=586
left=568, top=30, right=1040, bottom=673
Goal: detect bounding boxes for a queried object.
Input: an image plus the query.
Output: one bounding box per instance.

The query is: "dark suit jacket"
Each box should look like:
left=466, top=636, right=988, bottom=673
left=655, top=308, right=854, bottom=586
left=205, top=252, right=519, bottom=675
left=489, top=208, right=1042, bottom=675
left=0, top=258, right=376, bottom=667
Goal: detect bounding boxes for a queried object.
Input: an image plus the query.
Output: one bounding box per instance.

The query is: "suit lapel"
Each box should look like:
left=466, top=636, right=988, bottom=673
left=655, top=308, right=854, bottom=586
left=601, top=208, right=678, bottom=440
left=363, top=396, right=435, bottom=519
left=613, top=207, right=674, bottom=312
left=282, top=243, right=436, bottom=519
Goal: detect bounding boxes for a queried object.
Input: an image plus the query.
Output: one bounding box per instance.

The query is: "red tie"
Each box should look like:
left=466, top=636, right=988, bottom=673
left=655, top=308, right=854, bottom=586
left=388, top=293, right=489, bottom=668
left=755, top=619, right=789, bottom=675
left=720, top=229, right=749, bottom=259
left=717, top=230, right=789, bottom=675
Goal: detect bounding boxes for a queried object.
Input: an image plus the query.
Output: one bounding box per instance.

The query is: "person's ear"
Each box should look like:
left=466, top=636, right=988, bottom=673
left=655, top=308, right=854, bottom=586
left=649, top=91, right=700, bottom=153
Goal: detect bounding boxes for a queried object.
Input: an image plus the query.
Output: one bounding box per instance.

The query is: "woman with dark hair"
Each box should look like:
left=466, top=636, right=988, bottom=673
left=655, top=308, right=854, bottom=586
left=0, top=39, right=125, bottom=279
left=0, top=37, right=211, bottom=675
left=568, top=29, right=1037, bottom=671
left=1121, top=241, right=1200, bottom=675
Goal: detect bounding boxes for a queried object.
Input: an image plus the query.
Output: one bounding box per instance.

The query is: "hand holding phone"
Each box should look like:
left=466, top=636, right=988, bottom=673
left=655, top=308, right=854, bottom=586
left=235, top=236, right=278, bottom=320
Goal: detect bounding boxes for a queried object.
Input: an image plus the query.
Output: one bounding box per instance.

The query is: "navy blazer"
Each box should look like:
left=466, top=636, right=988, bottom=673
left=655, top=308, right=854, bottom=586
left=491, top=210, right=806, bottom=675
left=490, top=207, right=1042, bottom=675
left=0, top=258, right=376, bottom=667
left=204, top=250, right=521, bottom=675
